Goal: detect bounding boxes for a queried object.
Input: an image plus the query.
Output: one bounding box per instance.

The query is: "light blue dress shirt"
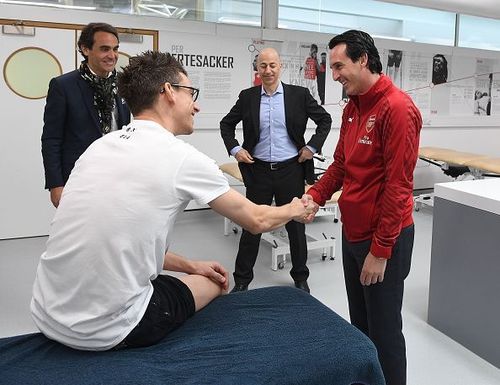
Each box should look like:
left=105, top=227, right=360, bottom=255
left=230, top=83, right=315, bottom=162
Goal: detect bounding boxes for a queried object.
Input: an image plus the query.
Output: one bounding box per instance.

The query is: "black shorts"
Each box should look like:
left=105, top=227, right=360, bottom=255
left=116, top=275, right=195, bottom=349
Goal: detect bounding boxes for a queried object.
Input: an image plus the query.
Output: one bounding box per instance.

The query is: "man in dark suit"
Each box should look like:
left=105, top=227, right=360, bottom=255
left=41, top=22, right=130, bottom=208
left=220, top=47, right=331, bottom=293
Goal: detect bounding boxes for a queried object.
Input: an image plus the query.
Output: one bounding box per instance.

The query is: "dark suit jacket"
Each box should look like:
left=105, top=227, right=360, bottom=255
left=41, top=70, right=130, bottom=189
left=220, top=83, right=331, bottom=184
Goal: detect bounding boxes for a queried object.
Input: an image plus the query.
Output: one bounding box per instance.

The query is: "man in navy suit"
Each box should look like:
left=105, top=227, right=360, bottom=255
left=41, top=22, right=130, bottom=207
left=220, top=48, right=331, bottom=293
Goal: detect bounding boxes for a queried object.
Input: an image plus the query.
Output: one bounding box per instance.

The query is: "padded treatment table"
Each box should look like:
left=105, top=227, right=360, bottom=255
left=418, top=146, right=488, bottom=166
left=415, top=147, right=500, bottom=210
left=418, top=146, right=500, bottom=177
left=466, top=156, right=500, bottom=175
left=0, top=287, right=384, bottom=385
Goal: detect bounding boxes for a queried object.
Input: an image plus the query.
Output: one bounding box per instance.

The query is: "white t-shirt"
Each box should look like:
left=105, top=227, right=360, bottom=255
left=31, top=120, right=229, bottom=350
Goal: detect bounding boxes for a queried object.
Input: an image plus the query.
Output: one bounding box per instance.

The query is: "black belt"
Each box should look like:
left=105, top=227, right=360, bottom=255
left=253, top=156, right=298, bottom=170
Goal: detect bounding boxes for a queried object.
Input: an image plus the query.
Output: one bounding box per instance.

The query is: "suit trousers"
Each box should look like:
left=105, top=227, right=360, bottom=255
left=233, top=159, right=309, bottom=285
left=342, top=224, right=414, bottom=385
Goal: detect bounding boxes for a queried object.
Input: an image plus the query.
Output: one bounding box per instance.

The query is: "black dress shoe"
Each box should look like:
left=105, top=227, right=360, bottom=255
left=294, top=280, right=310, bottom=293
left=230, top=283, right=248, bottom=293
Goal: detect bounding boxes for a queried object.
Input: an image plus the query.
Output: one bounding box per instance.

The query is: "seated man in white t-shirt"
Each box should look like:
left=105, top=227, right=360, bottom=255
left=31, top=51, right=317, bottom=352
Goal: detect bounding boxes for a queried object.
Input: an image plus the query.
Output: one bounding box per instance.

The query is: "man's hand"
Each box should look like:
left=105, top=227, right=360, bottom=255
left=50, top=186, right=64, bottom=208
left=360, top=252, right=387, bottom=286
left=290, top=195, right=319, bottom=223
left=235, top=149, right=254, bottom=164
left=299, top=194, right=319, bottom=223
left=192, top=261, right=229, bottom=291
left=298, top=146, right=314, bottom=163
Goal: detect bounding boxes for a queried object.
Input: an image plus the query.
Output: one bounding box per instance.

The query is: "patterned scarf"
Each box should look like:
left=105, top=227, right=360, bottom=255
left=79, top=61, right=117, bottom=134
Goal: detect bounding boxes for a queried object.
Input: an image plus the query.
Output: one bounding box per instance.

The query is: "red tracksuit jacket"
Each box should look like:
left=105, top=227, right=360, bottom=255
left=308, top=75, right=422, bottom=258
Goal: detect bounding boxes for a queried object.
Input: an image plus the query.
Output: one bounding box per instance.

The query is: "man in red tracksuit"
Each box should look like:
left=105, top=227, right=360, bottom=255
left=303, top=30, right=422, bottom=385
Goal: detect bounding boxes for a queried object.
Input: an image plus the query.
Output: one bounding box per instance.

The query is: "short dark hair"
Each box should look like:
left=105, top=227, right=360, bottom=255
left=78, top=22, right=119, bottom=59
left=328, top=30, right=382, bottom=74
left=117, top=51, right=187, bottom=115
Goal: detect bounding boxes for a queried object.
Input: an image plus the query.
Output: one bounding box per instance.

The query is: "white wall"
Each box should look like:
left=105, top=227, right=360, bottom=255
left=1, top=3, right=500, bottom=238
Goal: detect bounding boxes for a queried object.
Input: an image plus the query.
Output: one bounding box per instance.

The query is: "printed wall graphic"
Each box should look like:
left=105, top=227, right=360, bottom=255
left=490, top=73, right=500, bottom=116
left=157, top=32, right=500, bottom=124
left=402, top=51, right=432, bottom=115
left=317, top=50, right=327, bottom=106
left=447, top=56, right=475, bottom=116
left=248, top=43, right=261, bottom=86
left=3, top=46, right=62, bottom=99
left=474, top=59, right=495, bottom=115
left=429, top=53, right=451, bottom=115
left=247, top=39, right=344, bottom=123
left=299, top=43, right=323, bottom=105
left=248, top=40, right=329, bottom=105
left=432, top=54, right=448, bottom=86
left=398, top=50, right=500, bottom=117
left=384, top=49, right=403, bottom=89
left=160, top=32, right=248, bottom=128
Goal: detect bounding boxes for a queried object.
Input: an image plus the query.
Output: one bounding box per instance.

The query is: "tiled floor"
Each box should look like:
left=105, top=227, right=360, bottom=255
left=1, top=207, right=500, bottom=384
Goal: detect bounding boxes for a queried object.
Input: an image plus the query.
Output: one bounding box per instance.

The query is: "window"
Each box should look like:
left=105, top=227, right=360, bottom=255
left=278, top=0, right=456, bottom=45
left=203, top=0, right=262, bottom=26
left=458, top=15, right=500, bottom=52
left=1, top=0, right=263, bottom=26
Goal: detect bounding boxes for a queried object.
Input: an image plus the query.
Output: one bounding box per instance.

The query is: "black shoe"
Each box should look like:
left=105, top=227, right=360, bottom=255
left=294, top=280, right=310, bottom=293
left=230, top=283, right=248, bottom=293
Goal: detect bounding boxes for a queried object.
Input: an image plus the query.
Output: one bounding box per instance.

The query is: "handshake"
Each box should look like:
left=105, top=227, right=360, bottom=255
left=290, top=194, right=320, bottom=224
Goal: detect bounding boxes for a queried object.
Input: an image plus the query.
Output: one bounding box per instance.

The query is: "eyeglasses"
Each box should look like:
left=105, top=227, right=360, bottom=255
left=160, top=84, right=200, bottom=102
left=171, top=84, right=200, bottom=102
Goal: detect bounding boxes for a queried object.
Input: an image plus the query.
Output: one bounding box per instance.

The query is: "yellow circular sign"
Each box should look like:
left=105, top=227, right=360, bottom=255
left=3, top=47, right=62, bottom=99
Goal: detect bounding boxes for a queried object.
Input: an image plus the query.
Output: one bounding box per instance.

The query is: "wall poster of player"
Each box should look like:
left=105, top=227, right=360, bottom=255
left=432, top=54, right=448, bottom=86
left=248, top=38, right=499, bottom=118
left=248, top=40, right=328, bottom=105
left=299, top=43, right=327, bottom=105
left=385, top=49, right=403, bottom=88
left=474, top=73, right=493, bottom=116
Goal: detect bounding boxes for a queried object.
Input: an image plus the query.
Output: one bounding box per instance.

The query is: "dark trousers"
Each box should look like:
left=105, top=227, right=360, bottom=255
left=342, top=224, right=414, bottom=385
left=234, top=159, right=308, bottom=285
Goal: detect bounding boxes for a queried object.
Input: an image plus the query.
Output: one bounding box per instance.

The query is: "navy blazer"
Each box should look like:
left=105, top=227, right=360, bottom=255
left=41, top=70, right=130, bottom=189
left=220, top=83, right=332, bottom=183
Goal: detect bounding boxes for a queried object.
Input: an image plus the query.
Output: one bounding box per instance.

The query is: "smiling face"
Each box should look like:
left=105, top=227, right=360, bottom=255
left=171, top=73, right=200, bottom=136
left=81, top=31, right=119, bottom=78
left=329, top=43, right=371, bottom=96
left=257, top=48, right=282, bottom=93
